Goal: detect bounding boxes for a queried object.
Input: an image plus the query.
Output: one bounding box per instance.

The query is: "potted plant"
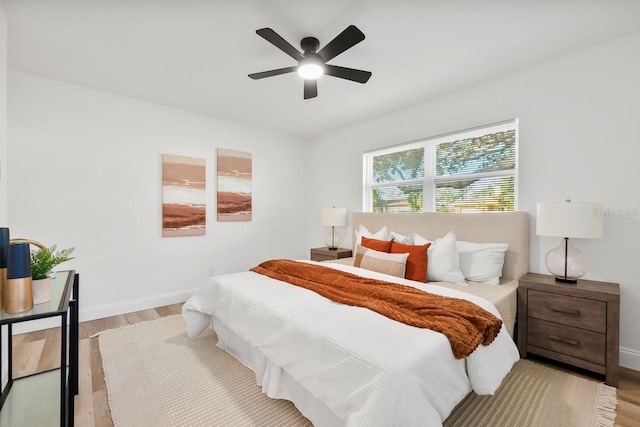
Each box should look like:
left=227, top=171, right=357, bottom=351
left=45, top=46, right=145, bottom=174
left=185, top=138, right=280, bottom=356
left=30, top=244, right=74, bottom=304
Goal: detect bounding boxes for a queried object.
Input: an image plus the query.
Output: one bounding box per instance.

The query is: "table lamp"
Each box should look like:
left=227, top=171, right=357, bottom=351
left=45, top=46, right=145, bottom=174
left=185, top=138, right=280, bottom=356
left=536, top=200, right=603, bottom=283
left=320, top=207, right=347, bottom=250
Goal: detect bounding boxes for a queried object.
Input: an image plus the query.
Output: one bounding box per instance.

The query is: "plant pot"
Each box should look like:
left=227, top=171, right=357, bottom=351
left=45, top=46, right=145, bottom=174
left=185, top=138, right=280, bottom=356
left=32, top=277, right=52, bottom=304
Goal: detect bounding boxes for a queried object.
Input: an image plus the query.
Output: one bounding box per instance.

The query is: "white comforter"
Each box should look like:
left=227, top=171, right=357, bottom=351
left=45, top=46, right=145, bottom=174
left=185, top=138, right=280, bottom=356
left=182, top=261, right=519, bottom=427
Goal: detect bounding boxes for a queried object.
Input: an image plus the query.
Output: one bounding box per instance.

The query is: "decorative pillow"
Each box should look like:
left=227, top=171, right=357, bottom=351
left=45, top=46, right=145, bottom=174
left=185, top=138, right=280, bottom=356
left=413, top=231, right=466, bottom=285
left=390, top=241, right=430, bottom=283
left=355, top=225, right=391, bottom=246
left=361, top=236, right=394, bottom=253
left=354, top=246, right=409, bottom=278
left=457, top=241, right=509, bottom=285
left=390, top=230, right=414, bottom=245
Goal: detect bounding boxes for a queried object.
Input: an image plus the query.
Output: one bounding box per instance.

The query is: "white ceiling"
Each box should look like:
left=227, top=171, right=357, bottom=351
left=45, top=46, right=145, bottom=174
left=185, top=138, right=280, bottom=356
left=2, top=0, right=640, bottom=140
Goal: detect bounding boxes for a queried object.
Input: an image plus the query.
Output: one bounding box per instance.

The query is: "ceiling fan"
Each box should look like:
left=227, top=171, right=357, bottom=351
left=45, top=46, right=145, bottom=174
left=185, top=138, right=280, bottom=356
left=248, top=25, right=372, bottom=100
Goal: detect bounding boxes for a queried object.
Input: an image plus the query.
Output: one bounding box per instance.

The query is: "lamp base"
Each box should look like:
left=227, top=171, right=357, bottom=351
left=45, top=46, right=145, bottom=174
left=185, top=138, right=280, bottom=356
left=555, top=276, right=578, bottom=284
left=545, top=238, right=587, bottom=283
left=324, top=229, right=343, bottom=250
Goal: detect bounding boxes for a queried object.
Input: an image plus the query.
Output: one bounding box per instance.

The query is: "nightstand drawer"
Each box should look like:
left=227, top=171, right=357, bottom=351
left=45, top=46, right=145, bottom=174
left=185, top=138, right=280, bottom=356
left=527, top=318, right=606, bottom=365
left=528, top=290, right=606, bottom=333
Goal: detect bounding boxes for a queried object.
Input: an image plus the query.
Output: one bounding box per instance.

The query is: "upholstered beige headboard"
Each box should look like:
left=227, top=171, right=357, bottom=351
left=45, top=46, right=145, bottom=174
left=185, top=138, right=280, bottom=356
left=352, top=212, right=529, bottom=280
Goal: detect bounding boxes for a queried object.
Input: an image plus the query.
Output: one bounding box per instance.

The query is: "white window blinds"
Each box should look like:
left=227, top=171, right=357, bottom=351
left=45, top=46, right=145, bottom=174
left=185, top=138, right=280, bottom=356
left=363, top=120, right=518, bottom=213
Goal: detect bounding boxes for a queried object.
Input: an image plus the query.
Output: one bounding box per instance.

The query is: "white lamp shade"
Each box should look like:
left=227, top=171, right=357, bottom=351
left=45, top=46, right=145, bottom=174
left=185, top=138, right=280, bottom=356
left=320, top=208, right=347, bottom=227
left=536, top=202, right=603, bottom=239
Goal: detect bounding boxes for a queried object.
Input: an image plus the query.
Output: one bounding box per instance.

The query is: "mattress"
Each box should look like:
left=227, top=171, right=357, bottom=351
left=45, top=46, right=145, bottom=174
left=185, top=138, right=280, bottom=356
left=326, top=257, right=518, bottom=336
left=183, top=260, right=520, bottom=427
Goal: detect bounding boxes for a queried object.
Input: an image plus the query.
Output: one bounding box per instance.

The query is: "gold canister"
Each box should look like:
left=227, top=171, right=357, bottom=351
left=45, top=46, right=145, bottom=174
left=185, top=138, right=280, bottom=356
left=0, top=227, right=8, bottom=310
left=0, top=267, right=5, bottom=310
left=4, top=276, right=33, bottom=314
left=5, top=242, right=34, bottom=314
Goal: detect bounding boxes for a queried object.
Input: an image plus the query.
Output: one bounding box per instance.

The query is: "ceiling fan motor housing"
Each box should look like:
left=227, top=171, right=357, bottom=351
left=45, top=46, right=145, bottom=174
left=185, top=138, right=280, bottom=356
left=301, top=37, right=320, bottom=53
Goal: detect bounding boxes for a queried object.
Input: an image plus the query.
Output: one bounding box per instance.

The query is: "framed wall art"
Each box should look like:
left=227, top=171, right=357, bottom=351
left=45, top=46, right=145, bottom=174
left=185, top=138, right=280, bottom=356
left=217, top=148, right=252, bottom=221
left=162, top=154, right=206, bottom=236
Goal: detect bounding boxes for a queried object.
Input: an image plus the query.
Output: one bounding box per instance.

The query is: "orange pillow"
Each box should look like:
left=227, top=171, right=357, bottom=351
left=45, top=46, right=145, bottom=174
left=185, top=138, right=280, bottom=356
left=391, top=241, right=430, bottom=283
left=361, top=236, right=393, bottom=253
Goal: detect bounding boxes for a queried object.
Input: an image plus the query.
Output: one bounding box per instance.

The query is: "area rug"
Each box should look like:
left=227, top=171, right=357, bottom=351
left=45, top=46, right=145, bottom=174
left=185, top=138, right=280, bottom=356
left=99, top=315, right=617, bottom=427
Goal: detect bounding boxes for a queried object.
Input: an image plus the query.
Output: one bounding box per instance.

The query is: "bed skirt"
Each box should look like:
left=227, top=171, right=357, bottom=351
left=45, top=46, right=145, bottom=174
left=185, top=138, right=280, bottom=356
left=211, top=315, right=344, bottom=427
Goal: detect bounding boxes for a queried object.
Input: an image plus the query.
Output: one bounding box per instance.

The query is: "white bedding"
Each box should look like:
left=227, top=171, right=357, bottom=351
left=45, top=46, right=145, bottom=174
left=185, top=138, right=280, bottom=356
left=327, top=257, right=518, bottom=336
left=182, top=261, right=520, bottom=427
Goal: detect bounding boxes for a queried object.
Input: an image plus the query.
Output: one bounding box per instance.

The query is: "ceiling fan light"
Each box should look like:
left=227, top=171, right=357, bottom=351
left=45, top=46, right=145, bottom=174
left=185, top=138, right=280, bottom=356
left=298, top=63, right=324, bottom=80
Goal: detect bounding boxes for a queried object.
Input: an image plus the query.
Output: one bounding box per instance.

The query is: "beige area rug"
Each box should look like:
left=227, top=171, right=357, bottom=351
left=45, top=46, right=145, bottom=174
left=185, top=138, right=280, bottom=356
left=99, top=315, right=617, bottom=427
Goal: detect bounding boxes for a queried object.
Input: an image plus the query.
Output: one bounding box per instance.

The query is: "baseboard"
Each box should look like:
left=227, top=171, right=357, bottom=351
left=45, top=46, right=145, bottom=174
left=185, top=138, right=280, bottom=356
left=11, top=288, right=199, bottom=335
left=620, top=346, right=640, bottom=371
left=78, top=288, right=198, bottom=323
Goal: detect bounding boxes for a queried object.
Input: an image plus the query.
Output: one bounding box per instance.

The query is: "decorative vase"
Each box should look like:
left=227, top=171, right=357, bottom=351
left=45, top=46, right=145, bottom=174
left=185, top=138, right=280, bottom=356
left=5, top=242, right=34, bottom=314
left=32, top=277, right=52, bottom=304
left=0, top=227, right=9, bottom=310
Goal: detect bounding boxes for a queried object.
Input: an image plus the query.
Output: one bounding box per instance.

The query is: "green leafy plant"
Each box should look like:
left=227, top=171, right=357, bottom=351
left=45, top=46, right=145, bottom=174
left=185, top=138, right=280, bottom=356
left=30, top=245, right=75, bottom=280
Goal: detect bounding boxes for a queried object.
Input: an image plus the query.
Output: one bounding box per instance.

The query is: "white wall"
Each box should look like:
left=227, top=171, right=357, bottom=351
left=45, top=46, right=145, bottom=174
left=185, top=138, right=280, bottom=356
left=0, top=3, right=8, bottom=392
left=305, top=32, right=640, bottom=369
left=7, top=72, right=308, bottom=323
left=0, top=4, right=6, bottom=224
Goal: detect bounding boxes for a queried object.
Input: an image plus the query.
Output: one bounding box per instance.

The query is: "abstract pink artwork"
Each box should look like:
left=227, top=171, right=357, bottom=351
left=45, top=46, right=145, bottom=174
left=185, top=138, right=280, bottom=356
left=217, top=148, right=252, bottom=221
left=162, top=154, right=206, bottom=236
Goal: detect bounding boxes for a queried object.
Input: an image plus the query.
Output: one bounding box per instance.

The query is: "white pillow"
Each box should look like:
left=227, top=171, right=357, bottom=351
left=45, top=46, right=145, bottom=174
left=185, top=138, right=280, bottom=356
left=389, top=230, right=413, bottom=245
left=355, top=225, right=391, bottom=246
left=413, top=231, right=466, bottom=285
left=457, top=241, right=509, bottom=285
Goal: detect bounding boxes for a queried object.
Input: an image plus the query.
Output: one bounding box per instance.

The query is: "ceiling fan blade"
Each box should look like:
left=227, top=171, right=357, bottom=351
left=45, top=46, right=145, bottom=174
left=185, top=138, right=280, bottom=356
left=248, top=66, right=297, bottom=80
left=304, top=79, right=318, bottom=99
left=256, top=28, right=304, bottom=62
left=317, top=25, right=365, bottom=62
left=324, top=65, right=372, bottom=83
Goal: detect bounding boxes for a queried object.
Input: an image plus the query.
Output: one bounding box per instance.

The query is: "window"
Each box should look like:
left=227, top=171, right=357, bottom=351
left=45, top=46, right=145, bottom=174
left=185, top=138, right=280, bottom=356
left=363, top=120, right=518, bottom=213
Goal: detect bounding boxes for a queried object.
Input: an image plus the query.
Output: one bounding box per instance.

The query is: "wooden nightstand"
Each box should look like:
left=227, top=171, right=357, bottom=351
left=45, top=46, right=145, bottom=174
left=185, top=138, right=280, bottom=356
left=517, top=272, right=620, bottom=386
left=310, top=247, right=353, bottom=262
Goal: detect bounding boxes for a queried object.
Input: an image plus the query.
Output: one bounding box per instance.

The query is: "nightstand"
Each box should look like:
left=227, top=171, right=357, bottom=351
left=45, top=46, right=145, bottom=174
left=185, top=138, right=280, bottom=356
left=310, top=247, right=353, bottom=262
left=517, top=272, right=620, bottom=386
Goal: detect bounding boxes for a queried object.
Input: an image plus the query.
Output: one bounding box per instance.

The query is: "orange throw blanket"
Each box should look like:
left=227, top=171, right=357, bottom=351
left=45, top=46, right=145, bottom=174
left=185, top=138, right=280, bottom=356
left=251, top=259, right=502, bottom=359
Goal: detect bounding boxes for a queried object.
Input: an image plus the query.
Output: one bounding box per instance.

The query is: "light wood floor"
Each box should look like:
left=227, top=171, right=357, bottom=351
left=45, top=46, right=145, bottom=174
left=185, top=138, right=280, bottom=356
left=9, top=304, right=640, bottom=426
left=12, top=303, right=183, bottom=426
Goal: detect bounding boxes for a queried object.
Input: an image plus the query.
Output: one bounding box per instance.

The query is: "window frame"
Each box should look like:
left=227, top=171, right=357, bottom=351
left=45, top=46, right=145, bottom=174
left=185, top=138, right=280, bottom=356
left=363, top=119, right=519, bottom=212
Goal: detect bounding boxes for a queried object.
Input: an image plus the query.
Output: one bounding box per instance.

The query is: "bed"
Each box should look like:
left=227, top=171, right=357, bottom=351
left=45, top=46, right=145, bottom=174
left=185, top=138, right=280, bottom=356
left=183, top=211, right=529, bottom=427
left=343, top=211, right=528, bottom=336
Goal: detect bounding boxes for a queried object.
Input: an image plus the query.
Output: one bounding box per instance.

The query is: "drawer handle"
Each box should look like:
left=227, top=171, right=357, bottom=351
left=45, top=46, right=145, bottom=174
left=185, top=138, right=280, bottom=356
left=549, top=335, right=579, bottom=346
left=551, top=308, right=580, bottom=316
